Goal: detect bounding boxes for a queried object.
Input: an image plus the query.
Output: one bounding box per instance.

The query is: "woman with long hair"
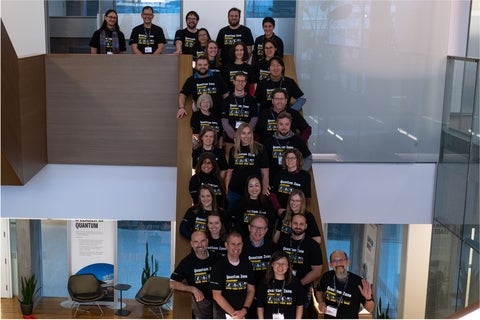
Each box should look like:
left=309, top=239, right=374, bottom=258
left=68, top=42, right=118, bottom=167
left=192, top=126, right=227, bottom=178
left=221, top=41, right=255, bottom=93
left=89, top=9, right=126, bottom=54
left=273, top=189, right=321, bottom=244
left=270, top=148, right=311, bottom=215
left=205, top=40, right=222, bottom=74
left=180, top=185, right=221, bottom=240
left=206, top=212, right=228, bottom=256
left=256, top=250, right=306, bottom=319
left=232, top=176, right=276, bottom=239
left=225, top=122, right=269, bottom=217
left=189, top=152, right=226, bottom=208
left=192, top=27, right=211, bottom=60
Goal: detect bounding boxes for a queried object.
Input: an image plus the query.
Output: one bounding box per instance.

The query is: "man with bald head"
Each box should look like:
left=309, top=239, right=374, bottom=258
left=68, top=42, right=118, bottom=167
left=170, top=231, right=220, bottom=318
left=316, top=250, right=375, bottom=318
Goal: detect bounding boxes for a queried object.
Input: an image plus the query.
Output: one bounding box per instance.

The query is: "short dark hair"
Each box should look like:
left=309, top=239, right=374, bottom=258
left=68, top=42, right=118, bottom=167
left=262, top=17, right=275, bottom=26
left=186, top=11, right=199, bottom=20
left=228, top=7, right=241, bottom=16
left=142, top=6, right=154, bottom=14
left=271, top=88, right=288, bottom=100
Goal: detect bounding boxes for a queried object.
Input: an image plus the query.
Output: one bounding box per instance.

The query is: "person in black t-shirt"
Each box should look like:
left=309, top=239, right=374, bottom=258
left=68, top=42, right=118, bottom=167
left=192, top=126, right=227, bottom=177
left=170, top=231, right=221, bottom=319
left=255, top=57, right=306, bottom=112
left=210, top=232, right=255, bottom=319
left=278, top=214, right=323, bottom=318
left=89, top=9, right=126, bottom=54
left=189, top=152, right=226, bottom=208
left=190, top=94, right=223, bottom=146
left=256, top=250, right=306, bottom=319
left=273, top=190, right=321, bottom=244
left=254, top=39, right=279, bottom=82
left=221, top=42, right=256, bottom=93
left=192, top=28, right=211, bottom=61
left=129, top=6, right=166, bottom=54
left=316, top=250, right=374, bottom=319
left=252, top=17, right=284, bottom=64
left=177, top=56, right=228, bottom=119
left=221, top=72, right=258, bottom=144
left=206, top=212, right=228, bottom=256
left=216, top=7, right=254, bottom=65
left=174, top=11, right=199, bottom=55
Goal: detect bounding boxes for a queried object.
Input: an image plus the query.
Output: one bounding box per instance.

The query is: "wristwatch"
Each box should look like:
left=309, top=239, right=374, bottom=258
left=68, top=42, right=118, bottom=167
left=366, top=296, right=374, bottom=302
left=243, top=305, right=250, bottom=311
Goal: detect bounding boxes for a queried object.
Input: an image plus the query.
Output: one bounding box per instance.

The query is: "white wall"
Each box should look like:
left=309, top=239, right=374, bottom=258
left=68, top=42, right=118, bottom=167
left=313, top=163, right=436, bottom=224
left=0, top=0, right=46, bottom=57
left=1, top=165, right=177, bottom=221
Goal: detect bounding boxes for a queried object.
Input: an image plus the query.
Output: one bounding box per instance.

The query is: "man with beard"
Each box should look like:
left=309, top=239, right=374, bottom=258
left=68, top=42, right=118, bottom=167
left=177, top=56, right=228, bottom=119
left=255, top=88, right=311, bottom=143
left=174, top=11, right=199, bottom=55
left=170, top=231, right=221, bottom=319
left=263, top=111, right=312, bottom=180
left=278, top=213, right=323, bottom=317
left=129, top=6, right=166, bottom=54
left=315, top=250, right=374, bottom=319
left=216, top=7, right=254, bottom=65
left=210, top=231, right=255, bottom=319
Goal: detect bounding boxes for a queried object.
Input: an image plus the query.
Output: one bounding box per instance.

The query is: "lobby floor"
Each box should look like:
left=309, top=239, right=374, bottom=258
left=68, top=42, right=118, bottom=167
left=0, top=297, right=172, bottom=319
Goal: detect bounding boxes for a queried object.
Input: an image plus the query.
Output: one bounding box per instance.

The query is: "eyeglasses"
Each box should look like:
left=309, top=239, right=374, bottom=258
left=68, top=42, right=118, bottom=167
left=234, top=79, right=247, bottom=83
left=331, top=258, right=347, bottom=264
left=285, top=156, right=297, bottom=160
left=290, top=199, right=302, bottom=203
left=250, top=225, right=267, bottom=231
left=273, top=262, right=288, bottom=267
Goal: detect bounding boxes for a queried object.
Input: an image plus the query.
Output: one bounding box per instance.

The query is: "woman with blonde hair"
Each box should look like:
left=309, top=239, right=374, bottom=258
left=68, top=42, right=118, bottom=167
left=225, top=122, right=269, bottom=217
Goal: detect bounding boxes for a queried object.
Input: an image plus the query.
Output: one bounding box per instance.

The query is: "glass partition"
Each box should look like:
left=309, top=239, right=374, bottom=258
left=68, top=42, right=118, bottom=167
left=427, top=56, right=479, bottom=318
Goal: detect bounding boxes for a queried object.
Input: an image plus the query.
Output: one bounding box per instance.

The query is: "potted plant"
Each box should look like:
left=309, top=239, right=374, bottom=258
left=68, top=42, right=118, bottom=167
left=17, top=274, right=40, bottom=315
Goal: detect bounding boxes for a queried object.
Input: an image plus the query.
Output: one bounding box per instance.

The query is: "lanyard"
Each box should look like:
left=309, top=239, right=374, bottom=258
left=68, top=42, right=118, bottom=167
left=289, top=236, right=305, bottom=263
left=143, top=27, right=151, bottom=47
left=333, top=274, right=349, bottom=308
left=273, top=279, right=286, bottom=313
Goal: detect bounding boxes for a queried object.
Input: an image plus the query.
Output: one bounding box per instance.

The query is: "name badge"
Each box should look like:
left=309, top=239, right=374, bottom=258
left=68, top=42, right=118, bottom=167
left=326, top=306, right=338, bottom=317
left=277, top=156, right=283, bottom=165
left=235, top=121, right=243, bottom=129
left=273, top=313, right=284, bottom=319
left=144, top=47, right=153, bottom=53
left=292, top=269, right=297, bottom=276
left=107, top=51, right=113, bottom=55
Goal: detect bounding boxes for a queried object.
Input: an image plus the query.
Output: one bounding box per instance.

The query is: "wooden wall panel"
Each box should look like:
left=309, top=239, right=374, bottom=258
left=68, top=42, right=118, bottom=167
left=46, top=54, right=178, bottom=166
left=1, top=21, right=47, bottom=185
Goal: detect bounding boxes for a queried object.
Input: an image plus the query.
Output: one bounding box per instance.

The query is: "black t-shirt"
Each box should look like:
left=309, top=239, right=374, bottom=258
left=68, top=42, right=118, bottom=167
left=191, top=147, right=228, bottom=171
left=208, top=237, right=227, bottom=256
left=210, top=256, right=255, bottom=311
left=228, top=144, right=270, bottom=194
left=179, top=207, right=210, bottom=240
left=255, top=76, right=304, bottom=112
left=256, top=108, right=311, bottom=143
left=190, top=111, right=222, bottom=136
left=221, top=94, right=258, bottom=143
left=231, top=198, right=277, bottom=240
left=252, top=34, right=284, bottom=62
left=129, top=24, right=166, bottom=54
left=170, top=251, right=221, bottom=301
left=241, top=238, right=277, bottom=285
left=317, top=271, right=367, bottom=319
left=271, top=169, right=312, bottom=208
left=263, top=134, right=312, bottom=179
left=276, top=210, right=321, bottom=240
left=216, top=25, right=254, bottom=65
left=89, top=29, right=127, bottom=53
left=256, top=278, right=307, bottom=319
left=174, top=28, right=197, bottom=54
left=221, top=63, right=256, bottom=93
left=278, top=234, right=323, bottom=286
left=180, top=73, right=228, bottom=117
left=254, top=59, right=271, bottom=82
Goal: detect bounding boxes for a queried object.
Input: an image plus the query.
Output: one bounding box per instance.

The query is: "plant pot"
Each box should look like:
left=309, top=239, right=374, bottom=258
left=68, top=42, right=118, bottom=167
left=20, top=304, right=33, bottom=315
